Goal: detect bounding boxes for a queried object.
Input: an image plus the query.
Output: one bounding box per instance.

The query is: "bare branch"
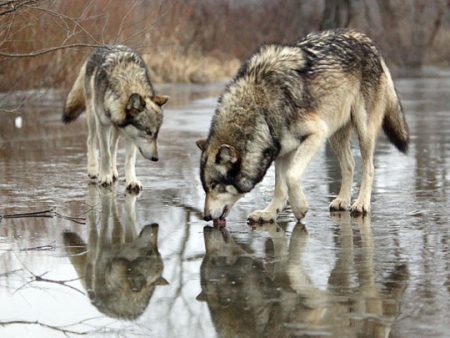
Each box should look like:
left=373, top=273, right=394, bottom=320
left=0, top=43, right=102, bottom=58
left=0, top=0, right=40, bottom=16
left=31, top=6, right=100, bottom=44
left=0, top=208, right=86, bottom=224
left=0, top=320, right=90, bottom=335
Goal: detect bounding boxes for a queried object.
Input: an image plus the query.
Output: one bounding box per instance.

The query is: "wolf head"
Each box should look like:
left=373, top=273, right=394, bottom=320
left=197, top=139, right=255, bottom=221
left=117, top=93, right=168, bottom=161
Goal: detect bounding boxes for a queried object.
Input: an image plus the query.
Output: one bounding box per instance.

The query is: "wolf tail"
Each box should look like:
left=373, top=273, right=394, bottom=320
left=381, top=62, right=409, bottom=153
left=62, top=62, right=86, bottom=124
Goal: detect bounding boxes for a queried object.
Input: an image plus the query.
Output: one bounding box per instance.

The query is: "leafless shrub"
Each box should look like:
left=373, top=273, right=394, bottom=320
left=0, top=0, right=449, bottom=92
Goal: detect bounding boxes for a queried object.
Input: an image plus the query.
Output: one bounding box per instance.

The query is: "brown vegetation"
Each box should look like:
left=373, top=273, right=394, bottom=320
left=0, top=0, right=449, bottom=92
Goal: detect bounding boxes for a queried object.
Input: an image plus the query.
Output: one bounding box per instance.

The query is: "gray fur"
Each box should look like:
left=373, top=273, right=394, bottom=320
left=62, top=45, right=169, bottom=190
left=199, top=29, right=409, bottom=222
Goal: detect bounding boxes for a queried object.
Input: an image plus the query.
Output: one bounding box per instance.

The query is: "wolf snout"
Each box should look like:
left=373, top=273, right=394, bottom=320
left=151, top=156, right=159, bottom=162
left=203, top=205, right=228, bottom=222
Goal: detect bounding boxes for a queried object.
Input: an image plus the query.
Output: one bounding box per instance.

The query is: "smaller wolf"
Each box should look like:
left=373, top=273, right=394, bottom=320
left=197, top=29, right=409, bottom=223
left=62, top=45, right=169, bottom=192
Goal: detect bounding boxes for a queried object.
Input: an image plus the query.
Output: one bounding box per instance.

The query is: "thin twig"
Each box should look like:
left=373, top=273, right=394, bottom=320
left=0, top=208, right=86, bottom=225
left=0, top=320, right=91, bottom=335
left=0, top=43, right=103, bottom=57
left=19, top=243, right=55, bottom=251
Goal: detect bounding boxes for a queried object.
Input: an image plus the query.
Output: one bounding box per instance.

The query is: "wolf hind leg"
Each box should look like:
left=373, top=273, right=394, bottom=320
left=329, top=122, right=355, bottom=211
left=86, top=101, right=98, bottom=180
left=110, top=127, right=120, bottom=181
left=248, top=151, right=293, bottom=224
left=125, top=139, right=142, bottom=193
left=351, top=99, right=384, bottom=216
left=286, top=120, right=328, bottom=220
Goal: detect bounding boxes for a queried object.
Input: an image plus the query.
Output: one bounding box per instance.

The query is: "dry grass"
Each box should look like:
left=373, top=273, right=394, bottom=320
left=144, top=47, right=240, bottom=84
left=0, top=0, right=449, bottom=92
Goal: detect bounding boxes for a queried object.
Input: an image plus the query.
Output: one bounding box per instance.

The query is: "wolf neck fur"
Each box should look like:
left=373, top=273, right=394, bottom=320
left=211, top=85, right=279, bottom=188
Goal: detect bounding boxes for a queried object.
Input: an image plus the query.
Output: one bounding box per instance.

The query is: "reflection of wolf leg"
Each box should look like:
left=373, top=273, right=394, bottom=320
left=328, top=213, right=353, bottom=289
left=99, top=189, right=113, bottom=246
left=86, top=184, right=100, bottom=294
left=96, top=117, right=114, bottom=187
left=124, top=193, right=138, bottom=242
left=286, top=121, right=327, bottom=220
left=110, top=127, right=120, bottom=182
left=125, top=139, right=142, bottom=192
left=288, top=223, right=326, bottom=312
left=329, top=123, right=355, bottom=211
left=86, top=92, right=98, bottom=180
left=248, top=152, right=292, bottom=223
left=351, top=98, right=384, bottom=216
left=111, top=189, right=124, bottom=245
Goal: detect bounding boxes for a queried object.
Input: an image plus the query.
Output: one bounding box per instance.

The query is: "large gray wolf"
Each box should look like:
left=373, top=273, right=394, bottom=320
left=62, top=45, right=169, bottom=192
left=197, top=29, right=409, bottom=223
left=63, top=186, right=168, bottom=320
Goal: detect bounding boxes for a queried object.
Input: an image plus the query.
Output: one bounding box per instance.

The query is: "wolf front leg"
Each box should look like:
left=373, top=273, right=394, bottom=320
left=248, top=152, right=293, bottom=224
left=124, top=139, right=142, bottom=193
left=96, top=117, right=114, bottom=187
left=286, top=124, right=327, bottom=220
left=110, top=127, right=120, bottom=181
left=86, top=102, right=98, bottom=179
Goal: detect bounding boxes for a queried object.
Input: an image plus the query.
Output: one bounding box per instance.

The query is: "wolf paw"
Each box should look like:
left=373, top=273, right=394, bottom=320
left=88, top=167, right=98, bottom=180
left=247, top=210, right=277, bottom=225
left=126, top=180, right=142, bottom=194
left=350, top=200, right=370, bottom=217
left=111, top=167, right=119, bottom=182
left=329, top=198, right=350, bottom=211
left=98, top=174, right=114, bottom=187
left=292, top=203, right=308, bottom=220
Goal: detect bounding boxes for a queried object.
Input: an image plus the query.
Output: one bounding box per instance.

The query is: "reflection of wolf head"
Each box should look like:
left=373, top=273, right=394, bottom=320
left=63, top=189, right=168, bottom=320
left=197, top=226, right=275, bottom=337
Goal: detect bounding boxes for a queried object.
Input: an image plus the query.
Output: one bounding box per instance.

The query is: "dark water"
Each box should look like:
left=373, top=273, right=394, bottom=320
left=0, top=78, right=449, bottom=337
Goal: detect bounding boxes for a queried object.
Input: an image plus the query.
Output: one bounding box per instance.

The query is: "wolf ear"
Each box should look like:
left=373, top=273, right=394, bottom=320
left=196, top=139, right=207, bottom=151
left=196, top=291, right=207, bottom=302
left=126, top=93, right=146, bottom=116
left=155, top=276, right=169, bottom=286
left=216, top=144, right=239, bottom=165
left=152, top=95, right=169, bottom=107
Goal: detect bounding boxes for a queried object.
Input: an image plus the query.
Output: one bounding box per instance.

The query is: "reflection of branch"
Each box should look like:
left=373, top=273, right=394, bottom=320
left=0, top=320, right=90, bottom=335
left=20, top=243, right=55, bottom=251
left=0, top=208, right=85, bottom=224
left=0, top=316, right=119, bottom=336
left=0, top=268, right=22, bottom=277
left=13, top=256, right=85, bottom=295
left=15, top=270, right=85, bottom=295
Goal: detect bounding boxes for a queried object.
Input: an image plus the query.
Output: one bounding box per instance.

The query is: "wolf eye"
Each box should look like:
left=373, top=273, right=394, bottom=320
left=146, top=130, right=153, bottom=136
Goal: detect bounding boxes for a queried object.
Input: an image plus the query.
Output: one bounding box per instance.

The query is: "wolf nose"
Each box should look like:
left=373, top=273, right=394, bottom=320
left=203, top=214, right=212, bottom=222
left=151, top=156, right=159, bottom=162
